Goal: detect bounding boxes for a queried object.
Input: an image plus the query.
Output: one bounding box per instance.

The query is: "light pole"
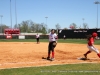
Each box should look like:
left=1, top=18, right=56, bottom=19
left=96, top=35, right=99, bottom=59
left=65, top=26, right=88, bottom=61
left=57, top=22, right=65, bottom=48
left=10, top=0, right=12, bottom=28
left=0, top=15, right=3, bottom=33
left=82, top=18, right=85, bottom=25
left=94, top=1, right=100, bottom=28
left=45, top=17, right=48, bottom=33
left=45, top=17, right=48, bottom=25
left=15, top=0, right=17, bottom=28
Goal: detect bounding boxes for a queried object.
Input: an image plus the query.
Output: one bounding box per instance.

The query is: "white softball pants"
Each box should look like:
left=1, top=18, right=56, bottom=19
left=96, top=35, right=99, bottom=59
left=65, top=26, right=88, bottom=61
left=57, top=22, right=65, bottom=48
left=87, top=45, right=99, bottom=54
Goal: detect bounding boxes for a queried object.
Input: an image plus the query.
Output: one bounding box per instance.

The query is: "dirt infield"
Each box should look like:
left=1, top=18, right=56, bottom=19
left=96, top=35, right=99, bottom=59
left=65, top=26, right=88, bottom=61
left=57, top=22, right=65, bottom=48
left=0, top=42, right=100, bottom=69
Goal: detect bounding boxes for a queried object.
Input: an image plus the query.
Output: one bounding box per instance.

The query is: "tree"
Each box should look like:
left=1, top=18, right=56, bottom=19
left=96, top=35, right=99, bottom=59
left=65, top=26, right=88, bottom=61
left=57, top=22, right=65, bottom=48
left=30, top=24, right=34, bottom=32
left=55, top=23, right=61, bottom=34
left=21, top=21, right=29, bottom=32
left=83, top=23, right=88, bottom=29
left=48, top=29, right=51, bottom=33
left=63, top=27, right=68, bottom=30
left=40, top=23, right=47, bottom=34
left=79, top=25, right=82, bottom=29
left=69, top=23, right=77, bottom=29
left=14, top=24, right=18, bottom=28
left=55, top=23, right=61, bottom=30
left=15, top=20, right=47, bottom=34
left=0, top=24, right=9, bottom=33
left=41, top=26, right=47, bottom=34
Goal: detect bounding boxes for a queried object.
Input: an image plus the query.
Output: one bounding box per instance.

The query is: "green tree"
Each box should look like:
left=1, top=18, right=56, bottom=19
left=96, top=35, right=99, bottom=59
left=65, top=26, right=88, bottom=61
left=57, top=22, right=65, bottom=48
left=21, top=21, right=29, bottom=32
left=0, top=24, right=9, bottom=33
left=15, top=20, right=47, bottom=34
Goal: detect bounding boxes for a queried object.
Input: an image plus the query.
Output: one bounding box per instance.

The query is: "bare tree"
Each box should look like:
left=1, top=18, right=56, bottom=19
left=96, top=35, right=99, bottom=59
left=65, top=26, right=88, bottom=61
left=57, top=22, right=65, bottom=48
left=55, top=23, right=61, bottom=30
left=69, top=23, right=77, bottom=29
left=83, top=23, right=88, bottom=29
left=55, top=23, right=61, bottom=33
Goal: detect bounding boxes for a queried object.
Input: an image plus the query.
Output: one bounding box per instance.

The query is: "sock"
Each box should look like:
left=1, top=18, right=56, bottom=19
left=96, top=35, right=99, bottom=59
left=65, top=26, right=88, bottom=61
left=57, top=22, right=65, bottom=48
left=97, top=53, right=100, bottom=58
left=85, top=51, right=91, bottom=55
left=52, top=51, right=54, bottom=58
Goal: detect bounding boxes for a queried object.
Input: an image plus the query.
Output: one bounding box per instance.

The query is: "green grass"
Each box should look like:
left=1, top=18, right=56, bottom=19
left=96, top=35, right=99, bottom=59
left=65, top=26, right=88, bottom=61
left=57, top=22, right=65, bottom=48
left=0, top=63, right=100, bottom=75
left=0, top=39, right=100, bottom=45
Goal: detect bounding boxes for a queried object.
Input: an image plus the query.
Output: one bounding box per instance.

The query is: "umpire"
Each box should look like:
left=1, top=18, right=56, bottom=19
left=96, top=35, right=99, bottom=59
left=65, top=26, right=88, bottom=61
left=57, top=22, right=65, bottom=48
left=47, top=29, right=58, bottom=61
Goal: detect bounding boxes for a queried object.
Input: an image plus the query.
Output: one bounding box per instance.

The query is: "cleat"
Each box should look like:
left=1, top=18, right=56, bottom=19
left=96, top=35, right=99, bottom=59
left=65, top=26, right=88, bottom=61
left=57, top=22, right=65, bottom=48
left=78, top=57, right=87, bottom=60
left=50, top=58, right=55, bottom=61
left=84, top=54, right=87, bottom=58
left=47, top=57, right=50, bottom=60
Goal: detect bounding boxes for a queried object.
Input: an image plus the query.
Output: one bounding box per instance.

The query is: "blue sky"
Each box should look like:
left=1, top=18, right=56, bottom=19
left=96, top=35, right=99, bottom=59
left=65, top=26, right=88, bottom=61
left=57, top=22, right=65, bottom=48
left=0, top=0, right=100, bottom=29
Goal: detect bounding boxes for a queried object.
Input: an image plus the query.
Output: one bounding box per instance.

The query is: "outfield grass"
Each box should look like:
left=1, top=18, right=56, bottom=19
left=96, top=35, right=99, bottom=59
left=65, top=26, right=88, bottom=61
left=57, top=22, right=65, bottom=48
left=0, top=39, right=100, bottom=45
left=0, top=63, right=100, bottom=75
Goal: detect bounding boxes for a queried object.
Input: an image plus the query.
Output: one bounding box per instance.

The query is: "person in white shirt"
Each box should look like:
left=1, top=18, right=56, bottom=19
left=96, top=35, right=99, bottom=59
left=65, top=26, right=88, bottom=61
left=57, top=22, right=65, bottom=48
left=36, top=33, right=40, bottom=44
left=63, top=35, right=66, bottom=40
left=47, top=29, right=58, bottom=61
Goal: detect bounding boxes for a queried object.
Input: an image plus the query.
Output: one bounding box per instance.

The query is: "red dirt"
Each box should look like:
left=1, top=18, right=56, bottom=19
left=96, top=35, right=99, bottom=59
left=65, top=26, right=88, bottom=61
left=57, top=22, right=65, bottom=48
left=0, top=42, right=100, bottom=69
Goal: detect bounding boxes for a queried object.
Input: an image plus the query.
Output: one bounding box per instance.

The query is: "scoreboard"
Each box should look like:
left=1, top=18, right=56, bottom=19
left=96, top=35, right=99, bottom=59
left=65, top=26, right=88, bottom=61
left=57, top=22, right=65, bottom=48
left=4, top=28, right=20, bottom=39
left=4, top=29, right=20, bottom=34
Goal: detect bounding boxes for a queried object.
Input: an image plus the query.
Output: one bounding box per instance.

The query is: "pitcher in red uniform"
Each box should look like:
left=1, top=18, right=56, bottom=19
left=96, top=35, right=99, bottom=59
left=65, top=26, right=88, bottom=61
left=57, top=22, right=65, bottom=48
left=84, top=32, right=100, bottom=59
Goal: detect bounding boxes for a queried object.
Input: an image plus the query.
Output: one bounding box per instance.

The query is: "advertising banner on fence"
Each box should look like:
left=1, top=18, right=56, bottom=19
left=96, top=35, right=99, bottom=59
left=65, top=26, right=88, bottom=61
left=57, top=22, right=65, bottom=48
left=19, top=35, right=25, bottom=39
left=6, top=35, right=12, bottom=39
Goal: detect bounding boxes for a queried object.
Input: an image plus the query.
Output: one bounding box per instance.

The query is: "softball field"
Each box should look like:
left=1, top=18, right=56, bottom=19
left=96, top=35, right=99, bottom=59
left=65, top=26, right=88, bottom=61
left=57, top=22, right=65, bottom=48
left=0, top=42, right=100, bottom=69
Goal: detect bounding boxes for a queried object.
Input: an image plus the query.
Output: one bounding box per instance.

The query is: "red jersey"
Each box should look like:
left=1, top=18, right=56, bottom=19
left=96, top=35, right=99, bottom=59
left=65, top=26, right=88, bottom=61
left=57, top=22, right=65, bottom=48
left=88, top=37, right=94, bottom=46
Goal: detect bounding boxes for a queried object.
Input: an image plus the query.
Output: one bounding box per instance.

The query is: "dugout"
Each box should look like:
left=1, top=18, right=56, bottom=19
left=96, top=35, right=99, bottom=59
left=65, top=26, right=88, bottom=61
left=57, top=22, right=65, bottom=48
left=58, top=29, right=100, bottom=39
